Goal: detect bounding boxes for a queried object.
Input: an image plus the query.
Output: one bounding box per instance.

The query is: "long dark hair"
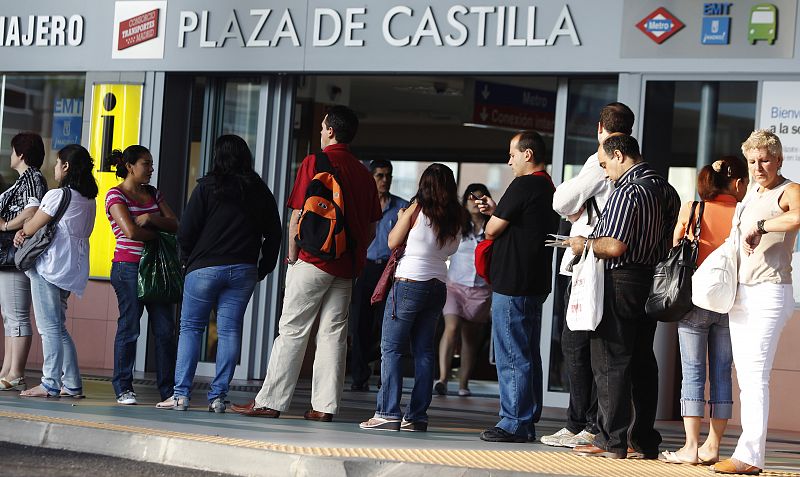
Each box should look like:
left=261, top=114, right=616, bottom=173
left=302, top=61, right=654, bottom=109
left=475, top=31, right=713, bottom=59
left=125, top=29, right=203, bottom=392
left=415, top=163, right=465, bottom=248
left=58, top=144, right=99, bottom=199
left=461, top=183, right=491, bottom=238
left=208, top=134, right=260, bottom=199
left=105, top=145, right=150, bottom=179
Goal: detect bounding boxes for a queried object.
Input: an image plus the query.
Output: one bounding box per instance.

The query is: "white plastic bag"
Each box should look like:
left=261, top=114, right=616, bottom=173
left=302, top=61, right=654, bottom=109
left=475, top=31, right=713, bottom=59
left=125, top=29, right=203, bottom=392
left=566, top=240, right=605, bottom=331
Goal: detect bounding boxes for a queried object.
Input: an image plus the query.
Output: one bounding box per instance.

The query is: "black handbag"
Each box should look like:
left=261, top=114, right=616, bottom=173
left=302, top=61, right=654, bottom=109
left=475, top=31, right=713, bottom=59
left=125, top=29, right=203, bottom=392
left=645, top=201, right=704, bottom=322
left=0, top=198, right=17, bottom=267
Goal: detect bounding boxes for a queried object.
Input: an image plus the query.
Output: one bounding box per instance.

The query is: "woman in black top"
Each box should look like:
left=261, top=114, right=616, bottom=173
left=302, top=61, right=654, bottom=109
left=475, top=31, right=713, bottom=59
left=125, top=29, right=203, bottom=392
left=157, top=135, right=281, bottom=412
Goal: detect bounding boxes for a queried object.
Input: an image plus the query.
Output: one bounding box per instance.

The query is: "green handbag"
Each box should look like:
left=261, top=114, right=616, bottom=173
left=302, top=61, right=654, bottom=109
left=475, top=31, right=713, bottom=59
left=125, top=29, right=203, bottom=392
left=137, top=232, right=183, bottom=303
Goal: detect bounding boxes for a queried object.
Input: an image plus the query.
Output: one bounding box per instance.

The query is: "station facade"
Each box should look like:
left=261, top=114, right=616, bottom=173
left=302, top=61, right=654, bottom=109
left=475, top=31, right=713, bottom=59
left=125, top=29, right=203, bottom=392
left=1, top=0, right=799, bottom=430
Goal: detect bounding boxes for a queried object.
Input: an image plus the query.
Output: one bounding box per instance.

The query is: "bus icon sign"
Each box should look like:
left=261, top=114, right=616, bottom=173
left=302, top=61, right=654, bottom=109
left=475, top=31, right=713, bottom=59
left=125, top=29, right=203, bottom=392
left=749, top=4, right=778, bottom=44
left=636, top=7, right=685, bottom=44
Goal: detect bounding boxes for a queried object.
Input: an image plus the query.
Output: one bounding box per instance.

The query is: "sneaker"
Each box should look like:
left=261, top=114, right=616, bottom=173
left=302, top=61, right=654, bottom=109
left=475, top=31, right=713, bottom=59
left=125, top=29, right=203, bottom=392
left=433, top=380, right=447, bottom=396
left=116, top=391, right=137, bottom=405
left=400, top=418, right=428, bottom=432
left=359, top=417, right=401, bottom=431
left=457, top=388, right=471, bottom=397
left=0, top=376, right=26, bottom=391
left=561, top=430, right=595, bottom=448
left=208, top=397, right=226, bottom=413
left=540, top=427, right=575, bottom=447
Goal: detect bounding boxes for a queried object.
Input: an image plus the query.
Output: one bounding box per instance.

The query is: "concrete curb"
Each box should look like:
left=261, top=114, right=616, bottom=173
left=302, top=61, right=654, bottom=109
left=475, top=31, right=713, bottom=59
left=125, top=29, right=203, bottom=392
left=0, top=416, right=543, bottom=477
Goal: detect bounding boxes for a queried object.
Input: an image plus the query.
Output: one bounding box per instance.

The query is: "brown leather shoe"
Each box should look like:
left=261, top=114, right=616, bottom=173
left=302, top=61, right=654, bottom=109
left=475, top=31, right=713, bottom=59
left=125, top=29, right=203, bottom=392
left=574, top=444, right=626, bottom=459
left=304, top=409, right=333, bottom=422
left=230, top=400, right=280, bottom=418
left=711, top=458, right=761, bottom=475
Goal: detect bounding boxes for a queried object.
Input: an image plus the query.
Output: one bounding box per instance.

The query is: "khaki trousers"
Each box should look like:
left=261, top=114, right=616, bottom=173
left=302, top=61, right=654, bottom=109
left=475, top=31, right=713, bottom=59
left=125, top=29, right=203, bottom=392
left=255, top=260, right=352, bottom=413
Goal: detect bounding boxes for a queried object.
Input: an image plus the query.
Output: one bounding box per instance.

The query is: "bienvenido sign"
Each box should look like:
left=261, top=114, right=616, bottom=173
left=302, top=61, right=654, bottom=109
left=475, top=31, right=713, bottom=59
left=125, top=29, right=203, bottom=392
left=176, top=4, right=580, bottom=49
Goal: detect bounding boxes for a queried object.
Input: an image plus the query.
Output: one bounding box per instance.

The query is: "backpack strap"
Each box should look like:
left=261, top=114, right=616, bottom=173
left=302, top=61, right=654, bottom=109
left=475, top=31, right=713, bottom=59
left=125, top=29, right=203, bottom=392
left=314, top=152, right=333, bottom=174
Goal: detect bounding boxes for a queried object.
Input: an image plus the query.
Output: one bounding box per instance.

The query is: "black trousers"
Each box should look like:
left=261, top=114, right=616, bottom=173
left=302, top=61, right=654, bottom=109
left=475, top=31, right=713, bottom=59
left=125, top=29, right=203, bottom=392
left=591, top=266, right=662, bottom=454
left=561, top=279, right=599, bottom=435
left=349, top=260, right=387, bottom=387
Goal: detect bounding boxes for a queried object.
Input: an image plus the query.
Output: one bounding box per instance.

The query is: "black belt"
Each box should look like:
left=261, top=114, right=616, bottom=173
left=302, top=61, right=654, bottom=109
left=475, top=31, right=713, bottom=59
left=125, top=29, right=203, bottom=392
left=367, top=258, right=387, bottom=265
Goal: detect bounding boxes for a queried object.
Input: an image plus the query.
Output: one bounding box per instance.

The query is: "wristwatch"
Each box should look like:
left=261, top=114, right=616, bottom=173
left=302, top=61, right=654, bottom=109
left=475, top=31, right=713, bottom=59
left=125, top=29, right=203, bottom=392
left=757, top=219, right=768, bottom=235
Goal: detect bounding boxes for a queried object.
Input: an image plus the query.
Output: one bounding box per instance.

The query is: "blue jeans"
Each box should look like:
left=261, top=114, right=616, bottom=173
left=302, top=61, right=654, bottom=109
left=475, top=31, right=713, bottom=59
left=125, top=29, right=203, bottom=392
left=174, top=264, right=257, bottom=402
left=110, top=261, right=176, bottom=400
left=491, top=292, right=546, bottom=439
left=26, top=269, right=81, bottom=395
left=678, top=305, right=733, bottom=418
left=375, top=279, right=446, bottom=422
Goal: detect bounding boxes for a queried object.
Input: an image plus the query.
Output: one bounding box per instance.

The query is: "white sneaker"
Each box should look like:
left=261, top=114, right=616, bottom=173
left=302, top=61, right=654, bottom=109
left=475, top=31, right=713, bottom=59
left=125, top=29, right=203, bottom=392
left=116, top=391, right=137, bottom=405
left=540, top=427, right=574, bottom=447
left=562, top=430, right=595, bottom=448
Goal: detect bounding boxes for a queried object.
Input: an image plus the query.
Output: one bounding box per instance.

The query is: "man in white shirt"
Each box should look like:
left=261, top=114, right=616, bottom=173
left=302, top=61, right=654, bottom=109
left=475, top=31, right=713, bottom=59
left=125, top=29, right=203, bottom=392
left=540, top=102, right=635, bottom=448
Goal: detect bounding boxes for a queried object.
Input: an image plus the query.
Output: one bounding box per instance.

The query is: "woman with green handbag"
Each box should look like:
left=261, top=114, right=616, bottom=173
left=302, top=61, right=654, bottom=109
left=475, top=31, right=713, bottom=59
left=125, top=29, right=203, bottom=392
left=105, top=145, right=178, bottom=406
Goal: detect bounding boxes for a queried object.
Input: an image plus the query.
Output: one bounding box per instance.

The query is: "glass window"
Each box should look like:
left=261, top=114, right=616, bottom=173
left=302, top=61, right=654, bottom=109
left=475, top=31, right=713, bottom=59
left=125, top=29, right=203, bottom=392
left=0, top=74, right=86, bottom=191
left=642, top=81, right=757, bottom=204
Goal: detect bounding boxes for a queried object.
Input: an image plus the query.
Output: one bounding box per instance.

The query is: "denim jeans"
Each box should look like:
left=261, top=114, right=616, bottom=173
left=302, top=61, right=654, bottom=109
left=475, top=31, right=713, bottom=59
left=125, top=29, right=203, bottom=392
left=591, top=267, right=662, bottom=455
left=26, top=269, right=81, bottom=395
left=110, top=261, right=176, bottom=400
left=678, top=305, right=733, bottom=419
left=375, top=279, right=446, bottom=422
left=173, top=264, right=257, bottom=402
left=349, top=260, right=387, bottom=387
left=561, top=280, right=598, bottom=435
left=491, top=292, right=547, bottom=439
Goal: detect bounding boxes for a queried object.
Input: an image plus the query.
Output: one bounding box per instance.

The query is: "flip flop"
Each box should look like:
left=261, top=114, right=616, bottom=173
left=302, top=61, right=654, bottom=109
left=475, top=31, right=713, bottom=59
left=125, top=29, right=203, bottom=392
left=20, top=384, right=59, bottom=398
left=60, top=388, right=85, bottom=399
left=661, top=450, right=699, bottom=465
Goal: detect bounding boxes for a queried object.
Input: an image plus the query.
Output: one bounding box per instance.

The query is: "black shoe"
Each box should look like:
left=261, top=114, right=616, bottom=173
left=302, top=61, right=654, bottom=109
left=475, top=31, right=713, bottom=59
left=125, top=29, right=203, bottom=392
left=480, top=427, right=527, bottom=443
left=350, top=382, right=369, bottom=392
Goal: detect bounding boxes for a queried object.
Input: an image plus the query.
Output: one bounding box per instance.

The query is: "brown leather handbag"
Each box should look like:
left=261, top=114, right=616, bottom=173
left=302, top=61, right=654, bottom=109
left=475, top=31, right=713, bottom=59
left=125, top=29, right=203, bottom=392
left=370, top=205, right=421, bottom=305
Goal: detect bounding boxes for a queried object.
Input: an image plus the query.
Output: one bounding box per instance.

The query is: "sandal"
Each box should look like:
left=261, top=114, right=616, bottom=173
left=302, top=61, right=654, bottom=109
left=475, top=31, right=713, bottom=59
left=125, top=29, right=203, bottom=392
left=711, top=458, right=761, bottom=475
left=0, top=376, right=26, bottom=391
left=661, top=450, right=698, bottom=465
left=156, top=395, right=189, bottom=411
left=20, top=384, right=59, bottom=398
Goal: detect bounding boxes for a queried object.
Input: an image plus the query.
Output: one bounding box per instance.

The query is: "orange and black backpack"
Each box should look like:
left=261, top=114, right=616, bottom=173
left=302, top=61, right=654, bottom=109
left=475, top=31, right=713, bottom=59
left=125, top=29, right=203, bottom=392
left=295, top=152, right=351, bottom=261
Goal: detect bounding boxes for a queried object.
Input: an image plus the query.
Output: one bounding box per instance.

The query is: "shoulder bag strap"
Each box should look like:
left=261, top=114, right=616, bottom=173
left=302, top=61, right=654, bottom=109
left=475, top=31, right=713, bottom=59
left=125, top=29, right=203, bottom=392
left=50, top=187, right=72, bottom=226
left=586, top=197, right=601, bottom=223
left=683, top=201, right=698, bottom=240
left=693, top=201, right=705, bottom=240
left=403, top=205, right=422, bottom=246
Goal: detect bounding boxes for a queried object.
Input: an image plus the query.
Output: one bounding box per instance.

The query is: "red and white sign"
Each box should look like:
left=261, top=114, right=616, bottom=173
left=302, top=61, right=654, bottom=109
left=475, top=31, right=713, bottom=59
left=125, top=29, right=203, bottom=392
left=636, top=7, right=685, bottom=44
left=112, top=1, right=167, bottom=59
left=118, top=8, right=159, bottom=51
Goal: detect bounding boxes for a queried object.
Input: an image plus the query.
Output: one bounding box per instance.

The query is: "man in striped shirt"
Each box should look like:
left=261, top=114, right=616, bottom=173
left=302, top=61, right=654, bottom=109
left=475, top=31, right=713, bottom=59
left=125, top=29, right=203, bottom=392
left=567, top=134, right=680, bottom=459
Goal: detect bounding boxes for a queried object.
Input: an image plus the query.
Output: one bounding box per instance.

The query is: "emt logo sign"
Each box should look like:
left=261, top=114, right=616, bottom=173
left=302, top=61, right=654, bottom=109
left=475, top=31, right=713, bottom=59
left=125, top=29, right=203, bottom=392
left=636, top=7, right=685, bottom=44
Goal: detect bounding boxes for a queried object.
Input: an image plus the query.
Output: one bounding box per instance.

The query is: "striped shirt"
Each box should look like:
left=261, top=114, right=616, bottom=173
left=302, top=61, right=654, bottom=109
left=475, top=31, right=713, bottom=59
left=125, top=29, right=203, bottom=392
left=105, top=186, right=164, bottom=263
left=0, top=167, right=47, bottom=220
left=591, top=162, right=680, bottom=270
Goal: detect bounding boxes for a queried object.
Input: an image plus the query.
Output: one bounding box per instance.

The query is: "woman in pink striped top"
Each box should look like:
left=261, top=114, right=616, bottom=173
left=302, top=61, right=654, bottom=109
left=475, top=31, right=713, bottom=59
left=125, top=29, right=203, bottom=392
left=105, top=145, right=178, bottom=406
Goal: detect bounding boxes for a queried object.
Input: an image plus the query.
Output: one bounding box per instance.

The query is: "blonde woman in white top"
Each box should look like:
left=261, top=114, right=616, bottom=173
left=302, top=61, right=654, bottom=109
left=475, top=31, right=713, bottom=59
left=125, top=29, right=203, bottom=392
left=360, top=164, right=464, bottom=432
left=711, top=130, right=800, bottom=475
left=15, top=145, right=97, bottom=398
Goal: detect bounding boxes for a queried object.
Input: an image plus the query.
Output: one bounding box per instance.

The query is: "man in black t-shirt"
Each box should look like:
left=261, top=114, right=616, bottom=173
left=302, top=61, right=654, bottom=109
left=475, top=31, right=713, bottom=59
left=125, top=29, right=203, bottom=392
left=476, top=130, right=559, bottom=443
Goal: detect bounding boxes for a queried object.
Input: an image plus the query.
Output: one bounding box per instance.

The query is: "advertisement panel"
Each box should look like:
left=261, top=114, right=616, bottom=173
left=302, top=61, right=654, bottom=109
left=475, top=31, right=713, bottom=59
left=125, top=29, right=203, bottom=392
left=88, top=83, right=143, bottom=278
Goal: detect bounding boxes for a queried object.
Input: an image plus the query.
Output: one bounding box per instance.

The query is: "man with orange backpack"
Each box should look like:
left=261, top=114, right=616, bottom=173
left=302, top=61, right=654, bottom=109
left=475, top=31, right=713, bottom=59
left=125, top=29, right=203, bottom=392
left=232, top=105, right=381, bottom=422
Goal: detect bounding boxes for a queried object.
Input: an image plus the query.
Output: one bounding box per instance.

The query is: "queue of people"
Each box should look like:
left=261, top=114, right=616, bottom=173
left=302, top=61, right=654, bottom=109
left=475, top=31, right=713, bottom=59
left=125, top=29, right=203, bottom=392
left=0, top=102, right=796, bottom=475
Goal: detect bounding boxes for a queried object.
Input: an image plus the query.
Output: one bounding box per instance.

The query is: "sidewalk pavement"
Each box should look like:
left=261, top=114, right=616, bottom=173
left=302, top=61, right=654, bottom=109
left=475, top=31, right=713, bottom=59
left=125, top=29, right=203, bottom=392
left=1, top=373, right=799, bottom=477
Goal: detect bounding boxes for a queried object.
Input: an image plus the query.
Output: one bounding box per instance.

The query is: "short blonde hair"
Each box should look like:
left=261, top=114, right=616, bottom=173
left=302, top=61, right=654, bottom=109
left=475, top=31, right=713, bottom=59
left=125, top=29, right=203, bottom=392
left=741, top=129, right=783, bottom=160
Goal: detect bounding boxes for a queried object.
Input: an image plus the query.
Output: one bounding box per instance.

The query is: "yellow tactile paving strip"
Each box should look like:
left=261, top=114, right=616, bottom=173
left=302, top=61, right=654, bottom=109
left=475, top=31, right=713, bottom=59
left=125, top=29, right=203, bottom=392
left=2, top=410, right=798, bottom=477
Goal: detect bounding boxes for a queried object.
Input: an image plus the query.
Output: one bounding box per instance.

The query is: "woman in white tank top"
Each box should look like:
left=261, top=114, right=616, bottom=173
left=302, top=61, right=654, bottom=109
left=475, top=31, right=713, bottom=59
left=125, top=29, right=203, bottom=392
left=360, top=164, right=464, bottom=432
left=711, top=130, right=800, bottom=475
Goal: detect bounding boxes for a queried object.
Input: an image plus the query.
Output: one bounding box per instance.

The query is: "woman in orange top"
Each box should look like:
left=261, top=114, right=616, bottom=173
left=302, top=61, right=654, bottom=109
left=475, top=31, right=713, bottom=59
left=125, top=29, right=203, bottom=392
left=662, top=156, right=748, bottom=466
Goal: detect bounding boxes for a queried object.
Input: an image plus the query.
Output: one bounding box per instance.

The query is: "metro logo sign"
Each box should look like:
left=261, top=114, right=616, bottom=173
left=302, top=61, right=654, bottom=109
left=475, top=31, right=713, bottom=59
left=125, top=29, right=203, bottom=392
left=118, top=8, right=159, bottom=50
left=636, top=7, right=685, bottom=44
